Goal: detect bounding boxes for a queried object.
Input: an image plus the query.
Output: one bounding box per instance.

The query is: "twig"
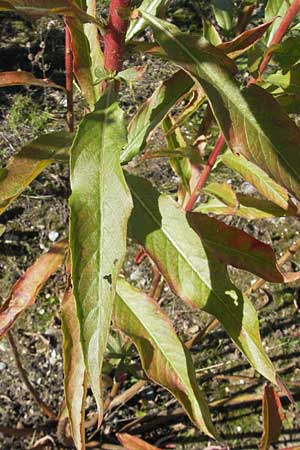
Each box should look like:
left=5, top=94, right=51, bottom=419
left=65, top=20, right=74, bottom=132
left=7, top=330, right=57, bottom=420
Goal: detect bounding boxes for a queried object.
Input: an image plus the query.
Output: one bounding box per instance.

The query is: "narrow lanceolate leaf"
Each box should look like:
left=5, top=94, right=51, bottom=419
left=0, top=71, right=63, bottom=89
left=0, top=240, right=68, bottom=339
left=211, top=0, right=234, bottom=30
left=126, top=0, right=169, bottom=42
left=0, top=0, right=104, bottom=28
left=121, top=70, right=194, bottom=163
left=126, top=174, right=277, bottom=385
left=260, top=384, right=284, bottom=450
left=187, top=212, right=300, bottom=283
left=61, top=275, right=87, bottom=450
left=204, top=182, right=237, bottom=208
left=265, top=0, right=292, bottom=45
left=117, top=433, right=161, bottom=450
left=70, top=85, right=133, bottom=420
left=221, top=151, right=291, bottom=210
left=114, top=279, right=217, bottom=438
left=142, top=13, right=300, bottom=203
left=0, top=131, right=73, bottom=216
left=195, top=195, right=295, bottom=219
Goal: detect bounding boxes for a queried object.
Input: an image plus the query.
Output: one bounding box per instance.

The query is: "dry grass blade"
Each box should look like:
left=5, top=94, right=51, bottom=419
left=117, top=433, right=161, bottom=450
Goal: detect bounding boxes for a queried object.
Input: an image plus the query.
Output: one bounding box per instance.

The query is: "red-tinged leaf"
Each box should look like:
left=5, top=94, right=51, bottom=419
left=219, top=19, right=275, bottom=59
left=1, top=0, right=104, bottom=30
left=126, top=173, right=278, bottom=387
left=0, top=240, right=68, bottom=339
left=221, top=150, right=291, bottom=210
left=114, top=279, right=218, bottom=438
left=187, top=212, right=300, bottom=283
left=61, top=272, right=87, bottom=450
left=121, top=70, right=194, bottom=163
left=117, top=433, right=161, bottom=450
left=142, top=13, right=300, bottom=203
left=0, top=71, right=63, bottom=89
left=260, top=384, right=284, bottom=450
left=0, top=131, right=73, bottom=216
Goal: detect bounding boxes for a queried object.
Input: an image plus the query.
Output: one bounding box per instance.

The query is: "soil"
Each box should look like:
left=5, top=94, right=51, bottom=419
left=0, top=4, right=300, bottom=450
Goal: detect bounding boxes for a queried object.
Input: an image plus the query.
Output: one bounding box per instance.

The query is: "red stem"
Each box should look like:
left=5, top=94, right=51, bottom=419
left=258, top=0, right=300, bottom=78
left=185, top=0, right=300, bottom=212
left=185, top=135, right=225, bottom=212
left=65, top=21, right=74, bottom=132
left=104, top=0, right=130, bottom=73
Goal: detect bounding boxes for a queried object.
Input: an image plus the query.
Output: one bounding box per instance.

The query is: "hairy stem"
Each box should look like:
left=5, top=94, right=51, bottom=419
left=104, top=0, right=131, bottom=73
left=65, top=20, right=74, bottom=132
left=259, top=0, right=300, bottom=78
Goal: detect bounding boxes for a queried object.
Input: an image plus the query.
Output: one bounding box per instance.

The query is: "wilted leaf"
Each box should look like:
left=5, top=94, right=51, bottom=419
left=0, top=71, right=63, bottom=89
left=117, top=433, right=161, bottom=450
left=187, top=212, right=300, bottom=283
left=114, top=278, right=217, bottom=438
left=142, top=13, right=300, bottom=203
left=61, top=273, right=87, bottom=450
left=126, top=173, right=277, bottom=385
left=121, top=70, right=194, bottom=163
left=221, top=150, right=290, bottom=210
left=260, top=384, right=284, bottom=450
left=0, top=240, right=68, bottom=339
left=70, top=84, right=133, bottom=421
left=0, top=131, right=73, bottom=216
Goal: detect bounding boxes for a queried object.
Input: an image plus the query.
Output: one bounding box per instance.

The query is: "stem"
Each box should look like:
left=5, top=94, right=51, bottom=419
left=185, top=135, right=225, bottom=212
left=258, top=0, right=300, bottom=78
left=104, top=0, right=130, bottom=73
left=7, top=331, right=57, bottom=420
left=65, top=20, right=74, bottom=132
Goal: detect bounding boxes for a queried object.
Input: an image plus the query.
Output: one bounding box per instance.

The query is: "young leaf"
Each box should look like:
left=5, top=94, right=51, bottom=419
left=187, top=212, right=300, bottom=283
left=204, top=182, right=238, bottom=208
left=195, top=194, right=296, bottom=219
left=221, top=150, right=290, bottom=210
left=61, top=275, right=87, bottom=450
left=117, top=433, right=161, bottom=450
left=0, top=71, right=63, bottom=89
left=141, top=13, right=300, bottom=203
left=126, top=174, right=277, bottom=385
left=70, top=84, right=133, bottom=422
left=126, top=0, right=168, bottom=42
left=260, top=384, right=284, bottom=450
left=211, top=0, right=234, bottom=31
left=0, top=131, right=73, bottom=216
left=0, top=240, right=68, bottom=339
left=114, top=278, right=218, bottom=438
left=121, top=70, right=194, bottom=163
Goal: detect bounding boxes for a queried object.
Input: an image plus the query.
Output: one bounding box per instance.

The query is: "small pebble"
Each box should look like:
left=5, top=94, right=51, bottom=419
left=48, top=231, right=59, bottom=242
left=0, top=362, right=7, bottom=371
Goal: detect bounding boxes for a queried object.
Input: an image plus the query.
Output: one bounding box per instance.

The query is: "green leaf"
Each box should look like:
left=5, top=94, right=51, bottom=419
left=61, top=277, right=87, bottom=450
left=265, top=0, right=292, bottom=45
left=204, top=182, right=237, bottom=208
left=195, top=194, right=296, bottom=219
left=0, top=71, right=63, bottom=89
left=0, top=131, right=73, bottom=216
left=264, top=65, right=300, bottom=95
left=114, top=278, right=218, bottom=438
left=0, top=240, right=68, bottom=339
left=121, top=70, right=194, bottom=163
left=70, top=85, right=133, bottom=421
left=221, top=150, right=290, bottom=210
left=126, top=173, right=277, bottom=385
left=126, top=0, right=168, bottom=42
left=141, top=12, right=300, bottom=203
left=187, top=212, right=300, bottom=283
left=203, top=18, right=222, bottom=46
left=211, top=0, right=234, bottom=31
left=272, top=36, right=300, bottom=70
